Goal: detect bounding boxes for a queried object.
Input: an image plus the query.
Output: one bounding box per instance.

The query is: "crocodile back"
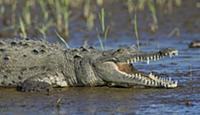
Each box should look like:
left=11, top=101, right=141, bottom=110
left=0, top=39, right=68, bottom=87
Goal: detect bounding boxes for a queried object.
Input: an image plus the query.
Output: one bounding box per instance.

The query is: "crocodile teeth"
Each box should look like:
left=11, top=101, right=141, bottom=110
left=135, top=73, right=138, bottom=77
left=168, top=78, right=172, bottom=83
left=138, top=73, right=141, bottom=77
left=142, top=79, right=146, bottom=84
left=150, top=81, right=153, bottom=86
left=138, top=76, right=141, bottom=80
left=128, top=74, right=132, bottom=78
left=148, top=73, right=177, bottom=87
left=140, top=57, right=142, bottom=61
left=146, top=57, right=150, bottom=64
left=150, top=56, right=153, bottom=60
left=149, top=73, right=154, bottom=78
left=156, top=55, right=160, bottom=60
left=139, top=57, right=142, bottom=61
left=147, top=81, right=150, bottom=85
left=154, top=82, right=158, bottom=86
left=134, top=58, right=137, bottom=62
left=153, top=55, right=157, bottom=61
left=130, top=59, right=133, bottom=63
left=144, top=80, right=148, bottom=84
left=152, top=81, right=156, bottom=86
left=126, top=52, right=172, bottom=64
left=136, top=57, right=139, bottom=61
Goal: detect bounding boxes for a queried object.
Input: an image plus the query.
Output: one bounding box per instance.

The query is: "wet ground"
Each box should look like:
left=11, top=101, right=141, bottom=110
left=0, top=33, right=200, bottom=115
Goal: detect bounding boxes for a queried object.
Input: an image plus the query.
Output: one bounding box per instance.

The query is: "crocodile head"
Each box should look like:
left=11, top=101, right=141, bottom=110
left=94, top=48, right=178, bottom=88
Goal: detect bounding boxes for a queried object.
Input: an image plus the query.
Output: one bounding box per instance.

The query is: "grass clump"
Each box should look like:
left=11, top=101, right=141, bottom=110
left=0, top=0, right=185, bottom=40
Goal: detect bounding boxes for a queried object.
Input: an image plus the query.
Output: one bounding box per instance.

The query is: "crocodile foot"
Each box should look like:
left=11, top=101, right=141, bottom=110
left=18, top=80, right=53, bottom=92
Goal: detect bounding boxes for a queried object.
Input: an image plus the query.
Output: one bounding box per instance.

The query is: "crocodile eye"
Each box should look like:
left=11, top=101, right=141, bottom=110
left=4, top=55, right=10, bottom=61
left=74, top=54, right=82, bottom=59
left=117, top=48, right=125, bottom=52
left=113, top=48, right=127, bottom=55
left=32, top=49, right=39, bottom=55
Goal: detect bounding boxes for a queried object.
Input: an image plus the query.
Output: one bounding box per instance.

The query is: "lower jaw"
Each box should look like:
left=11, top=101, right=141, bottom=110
left=107, top=82, right=146, bottom=88
left=107, top=82, right=162, bottom=88
left=115, top=63, right=177, bottom=88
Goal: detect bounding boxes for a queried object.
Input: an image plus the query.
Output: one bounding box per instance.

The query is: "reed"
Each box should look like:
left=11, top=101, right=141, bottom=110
left=55, top=31, right=70, bottom=48
left=168, top=27, right=180, bottom=37
left=98, top=8, right=110, bottom=39
left=19, top=18, right=27, bottom=38
left=37, top=21, right=52, bottom=39
left=84, top=0, right=95, bottom=31
left=147, top=0, right=158, bottom=32
left=98, top=34, right=105, bottom=50
left=22, top=1, right=32, bottom=26
left=97, top=6, right=112, bottom=50
left=38, top=0, right=49, bottom=21
left=54, top=0, right=70, bottom=38
left=134, top=12, right=140, bottom=50
left=0, top=0, right=185, bottom=40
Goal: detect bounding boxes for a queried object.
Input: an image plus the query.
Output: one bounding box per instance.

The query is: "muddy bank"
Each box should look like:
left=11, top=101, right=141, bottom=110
left=0, top=34, right=200, bottom=114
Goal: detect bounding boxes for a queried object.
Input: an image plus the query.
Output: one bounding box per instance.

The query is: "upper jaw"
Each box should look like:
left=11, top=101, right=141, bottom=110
left=119, top=48, right=178, bottom=64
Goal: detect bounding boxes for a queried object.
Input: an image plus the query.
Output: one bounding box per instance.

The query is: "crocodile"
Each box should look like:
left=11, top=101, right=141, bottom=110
left=0, top=39, right=178, bottom=92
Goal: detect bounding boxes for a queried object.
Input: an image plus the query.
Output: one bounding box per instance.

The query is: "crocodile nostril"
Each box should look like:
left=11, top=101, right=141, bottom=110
left=23, top=54, right=27, bottom=57
left=40, top=49, right=46, bottom=53
left=10, top=41, right=17, bottom=46
left=32, top=49, right=39, bottom=55
left=0, top=48, right=6, bottom=52
left=18, top=76, right=22, bottom=80
left=4, top=55, right=10, bottom=61
left=3, top=75, right=8, bottom=79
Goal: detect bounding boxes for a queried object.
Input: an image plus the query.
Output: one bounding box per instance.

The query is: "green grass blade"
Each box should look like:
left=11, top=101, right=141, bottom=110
left=134, top=13, right=140, bottom=49
left=55, top=31, right=70, bottom=48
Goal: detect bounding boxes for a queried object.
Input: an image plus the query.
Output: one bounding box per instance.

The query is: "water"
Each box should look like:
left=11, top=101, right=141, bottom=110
left=0, top=33, right=200, bottom=115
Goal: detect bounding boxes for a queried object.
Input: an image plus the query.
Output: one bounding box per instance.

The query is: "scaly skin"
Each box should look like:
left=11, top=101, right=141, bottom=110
left=0, top=39, right=178, bottom=92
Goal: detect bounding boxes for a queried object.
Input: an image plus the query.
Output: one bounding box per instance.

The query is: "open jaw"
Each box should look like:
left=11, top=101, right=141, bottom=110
left=114, top=49, right=178, bottom=88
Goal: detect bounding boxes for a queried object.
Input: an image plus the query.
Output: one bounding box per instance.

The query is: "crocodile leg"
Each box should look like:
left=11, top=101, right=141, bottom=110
left=18, top=72, right=68, bottom=92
